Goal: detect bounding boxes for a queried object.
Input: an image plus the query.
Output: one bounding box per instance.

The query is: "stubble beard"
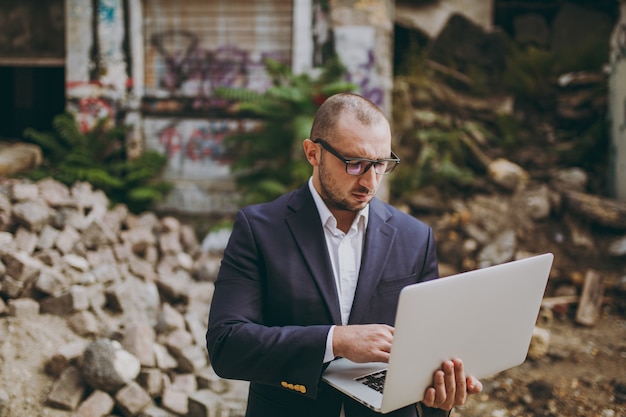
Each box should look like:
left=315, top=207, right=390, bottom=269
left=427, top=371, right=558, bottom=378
left=318, top=162, right=374, bottom=213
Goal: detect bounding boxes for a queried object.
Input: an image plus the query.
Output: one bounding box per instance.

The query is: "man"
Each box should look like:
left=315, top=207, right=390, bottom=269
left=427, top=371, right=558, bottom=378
left=206, top=93, right=482, bottom=417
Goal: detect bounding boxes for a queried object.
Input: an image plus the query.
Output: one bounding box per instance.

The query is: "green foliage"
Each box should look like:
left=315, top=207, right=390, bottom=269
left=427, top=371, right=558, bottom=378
left=214, top=58, right=357, bottom=205
left=502, top=45, right=560, bottom=110
left=391, top=128, right=475, bottom=200
left=503, top=38, right=609, bottom=112
left=21, top=112, right=171, bottom=213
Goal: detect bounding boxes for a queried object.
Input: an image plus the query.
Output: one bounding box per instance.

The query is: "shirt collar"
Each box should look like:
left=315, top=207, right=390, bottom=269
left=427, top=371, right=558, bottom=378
left=308, top=178, right=369, bottom=232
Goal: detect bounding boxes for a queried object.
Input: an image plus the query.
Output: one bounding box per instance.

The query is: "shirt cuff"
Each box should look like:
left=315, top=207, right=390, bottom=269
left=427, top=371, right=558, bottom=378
left=323, top=325, right=336, bottom=363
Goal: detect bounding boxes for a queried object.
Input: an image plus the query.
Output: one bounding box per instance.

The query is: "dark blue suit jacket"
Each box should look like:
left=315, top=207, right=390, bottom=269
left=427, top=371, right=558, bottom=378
left=207, top=184, right=440, bottom=417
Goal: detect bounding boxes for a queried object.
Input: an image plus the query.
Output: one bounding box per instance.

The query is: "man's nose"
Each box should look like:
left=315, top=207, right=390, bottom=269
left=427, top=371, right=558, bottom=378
left=359, top=165, right=379, bottom=189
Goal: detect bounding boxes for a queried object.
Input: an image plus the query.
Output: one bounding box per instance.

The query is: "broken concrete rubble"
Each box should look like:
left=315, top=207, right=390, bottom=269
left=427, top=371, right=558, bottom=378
left=0, top=177, right=246, bottom=416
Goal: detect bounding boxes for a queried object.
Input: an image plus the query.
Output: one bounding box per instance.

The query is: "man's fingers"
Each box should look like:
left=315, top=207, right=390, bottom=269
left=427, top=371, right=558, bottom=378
left=467, top=376, right=483, bottom=394
left=440, top=361, right=456, bottom=410
left=453, top=359, right=468, bottom=405
left=422, top=387, right=436, bottom=407
left=433, top=369, right=448, bottom=408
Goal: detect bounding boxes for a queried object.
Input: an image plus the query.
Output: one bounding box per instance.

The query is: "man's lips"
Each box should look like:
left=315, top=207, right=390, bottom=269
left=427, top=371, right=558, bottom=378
left=353, top=192, right=374, bottom=201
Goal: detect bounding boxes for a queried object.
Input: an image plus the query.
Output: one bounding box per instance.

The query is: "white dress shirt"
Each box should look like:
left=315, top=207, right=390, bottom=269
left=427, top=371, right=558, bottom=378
left=308, top=179, right=368, bottom=361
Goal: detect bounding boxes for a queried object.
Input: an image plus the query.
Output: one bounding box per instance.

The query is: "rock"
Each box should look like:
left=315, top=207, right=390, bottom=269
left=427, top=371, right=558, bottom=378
left=155, top=302, right=186, bottom=333
left=82, top=339, right=141, bottom=393
left=0, top=142, right=42, bottom=176
left=67, top=310, right=100, bottom=337
left=46, top=366, right=86, bottom=410
left=161, top=387, right=189, bottom=415
left=188, top=389, right=223, bottom=417
left=608, top=235, right=626, bottom=257
left=8, top=298, right=40, bottom=317
left=193, top=254, right=222, bottom=282
left=201, top=228, right=232, bottom=254
left=45, top=340, right=88, bottom=377
left=12, top=200, right=52, bottom=232
left=476, top=229, right=517, bottom=267
left=487, top=158, right=529, bottom=191
left=527, top=327, right=551, bottom=360
left=121, top=321, right=156, bottom=368
left=516, top=185, right=551, bottom=220
left=115, top=381, right=152, bottom=417
left=74, top=390, right=115, bottom=417
left=39, top=285, right=90, bottom=316
left=137, top=368, right=164, bottom=398
left=37, top=178, right=73, bottom=207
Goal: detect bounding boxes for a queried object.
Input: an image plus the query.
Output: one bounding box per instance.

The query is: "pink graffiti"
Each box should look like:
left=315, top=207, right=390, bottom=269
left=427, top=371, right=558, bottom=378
left=157, top=121, right=230, bottom=171
left=158, top=124, right=183, bottom=159
left=66, top=81, right=117, bottom=133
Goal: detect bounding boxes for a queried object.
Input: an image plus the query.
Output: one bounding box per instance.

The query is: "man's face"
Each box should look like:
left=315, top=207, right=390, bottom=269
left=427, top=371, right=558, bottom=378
left=316, top=114, right=392, bottom=214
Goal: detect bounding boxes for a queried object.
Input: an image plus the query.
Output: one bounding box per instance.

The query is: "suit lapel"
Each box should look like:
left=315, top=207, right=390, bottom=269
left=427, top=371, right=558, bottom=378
left=285, top=186, right=342, bottom=325
left=349, top=199, right=396, bottom=324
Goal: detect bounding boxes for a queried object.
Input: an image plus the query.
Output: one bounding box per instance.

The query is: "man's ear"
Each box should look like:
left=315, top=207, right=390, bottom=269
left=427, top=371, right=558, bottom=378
left=303, top=139, right=320, bottom=167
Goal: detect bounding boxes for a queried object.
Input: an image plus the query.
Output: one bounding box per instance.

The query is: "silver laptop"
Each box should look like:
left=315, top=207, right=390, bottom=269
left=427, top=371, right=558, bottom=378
left=322, top=253, right=554, bottom=414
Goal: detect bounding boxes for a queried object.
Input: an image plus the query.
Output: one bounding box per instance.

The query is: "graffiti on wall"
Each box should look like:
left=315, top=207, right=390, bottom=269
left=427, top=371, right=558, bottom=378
left=144, top=117, right=261, bottom=180
left=66, top=81, right=119, bottom=133
left=334, top=26, right=384, bottom=107
left=96, top=0, right=128, bottom=95
left=148, top=30, right=288, bottom=108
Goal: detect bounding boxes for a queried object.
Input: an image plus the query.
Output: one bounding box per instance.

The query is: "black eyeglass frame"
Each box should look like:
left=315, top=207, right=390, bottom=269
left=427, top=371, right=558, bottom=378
left=313, top=138, right=400, bottom=176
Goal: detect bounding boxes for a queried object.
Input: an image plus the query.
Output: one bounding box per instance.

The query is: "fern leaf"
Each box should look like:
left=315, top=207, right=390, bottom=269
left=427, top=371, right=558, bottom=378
left=52, top=113, right=85, bottom=148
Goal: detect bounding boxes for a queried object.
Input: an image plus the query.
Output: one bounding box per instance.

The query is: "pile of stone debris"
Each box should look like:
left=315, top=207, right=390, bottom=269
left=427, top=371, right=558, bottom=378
left=0, top=177, right=247, bottom=417
left=0, top=168, right=625, bottom=417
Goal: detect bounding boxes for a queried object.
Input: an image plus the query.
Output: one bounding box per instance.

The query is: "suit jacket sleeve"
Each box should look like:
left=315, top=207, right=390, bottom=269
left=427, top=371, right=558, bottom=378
left=206, top=206, right=331, bottom=400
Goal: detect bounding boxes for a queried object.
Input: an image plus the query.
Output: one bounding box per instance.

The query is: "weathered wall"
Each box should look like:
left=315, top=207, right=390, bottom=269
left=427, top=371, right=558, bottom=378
left=330, top=0, right=394, bottom=115
left=609, top=1, right=626, bottom=201
left=66, top=0, right=127, bottom=132
left=63, top=0, right=397, bottom=215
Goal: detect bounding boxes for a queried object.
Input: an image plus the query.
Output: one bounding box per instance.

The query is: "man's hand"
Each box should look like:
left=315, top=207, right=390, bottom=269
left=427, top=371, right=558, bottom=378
left=332, top=324, right=394, bottom=363
left=422, top=359, right=483, bottom=410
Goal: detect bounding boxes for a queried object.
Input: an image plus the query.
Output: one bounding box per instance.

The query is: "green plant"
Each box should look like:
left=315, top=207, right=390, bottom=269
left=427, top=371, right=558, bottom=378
left=503, top=39, right=609, bottom=113
left=503, top=45, right=560, bottom=111
left=214, top=58, right=357, bottom=205
left=391, top=128, right=475, bottom=200
left=21, top=112, right=171, bottom=213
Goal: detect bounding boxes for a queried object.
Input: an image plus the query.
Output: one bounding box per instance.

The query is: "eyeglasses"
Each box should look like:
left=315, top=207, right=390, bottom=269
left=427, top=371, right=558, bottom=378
left=313, top=138, right=400, bottom=176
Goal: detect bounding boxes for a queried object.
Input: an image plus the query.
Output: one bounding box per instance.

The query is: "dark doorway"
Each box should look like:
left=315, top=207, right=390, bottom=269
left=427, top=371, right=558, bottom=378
left=0, top=66, right=66, bottom=141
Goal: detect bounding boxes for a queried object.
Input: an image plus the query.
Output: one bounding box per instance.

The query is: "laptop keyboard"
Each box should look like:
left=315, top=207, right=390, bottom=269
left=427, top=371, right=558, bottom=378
left=355, top=369, right=387, bottom=393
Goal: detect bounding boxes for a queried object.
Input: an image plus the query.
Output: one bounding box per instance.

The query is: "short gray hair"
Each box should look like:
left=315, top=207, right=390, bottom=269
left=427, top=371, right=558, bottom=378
left=310, top=93, right=386, bottom=143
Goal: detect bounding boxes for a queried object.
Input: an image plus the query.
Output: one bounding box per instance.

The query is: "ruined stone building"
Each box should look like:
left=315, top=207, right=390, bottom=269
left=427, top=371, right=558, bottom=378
left=0, top=0, right=624, bottom=214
